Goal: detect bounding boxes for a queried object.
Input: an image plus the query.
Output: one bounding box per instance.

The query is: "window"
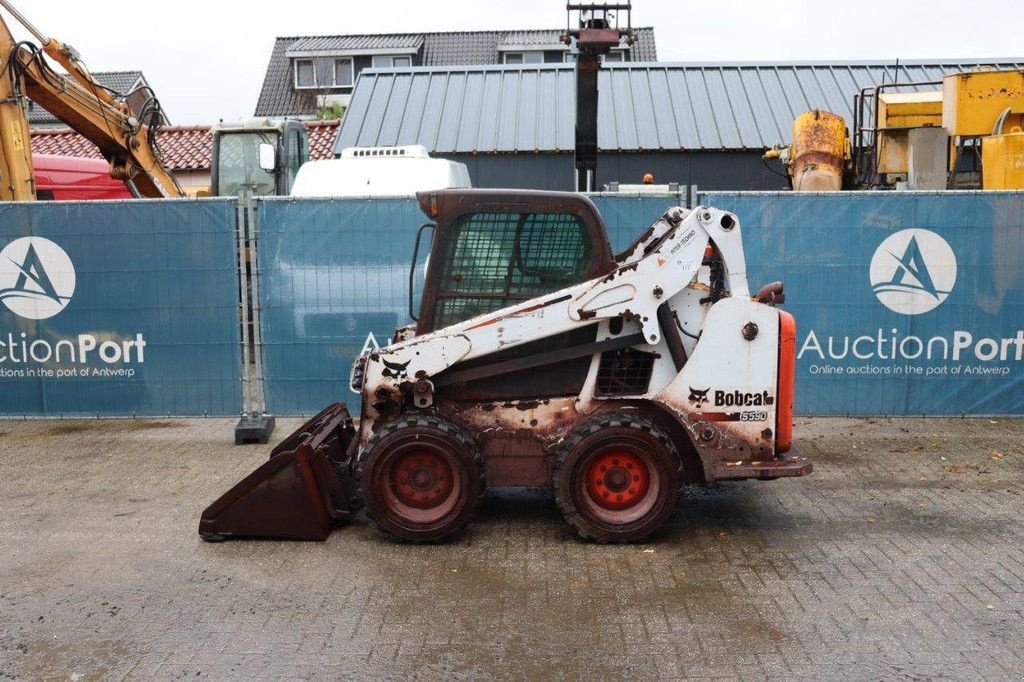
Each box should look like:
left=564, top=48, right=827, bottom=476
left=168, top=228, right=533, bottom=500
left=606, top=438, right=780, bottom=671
left=285, top=130, right=303, bottom=191
left=372, top=55, right=413, bottom=68
left=294, top=57, right=353, bottom=89
left=432, top=212, right=593, bottom=328
left=296, top=59, right=315, bottom=87
left=504, top=51, right=544, bottom=65
left=215, top=132, right=278, bottom=197
left=563, top=51, right=627, bottom=64
left=334, top=59, right=353, bottom=86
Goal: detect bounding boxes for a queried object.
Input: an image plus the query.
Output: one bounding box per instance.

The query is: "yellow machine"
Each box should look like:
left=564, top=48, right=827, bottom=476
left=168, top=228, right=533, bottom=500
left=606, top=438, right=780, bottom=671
left=943, top=69, right=1024, bottom=190
left=0, top=0, right=184, bottom=200
left=775, top=67, right=1024, bottom=190
left=763, top=110, right=851, bottom=191
left=982, top=131, right=1024, bottom=189
left=0, top=1, right=310, bottom=201
left=943, top=69, right=1024, bottom=137
left=874, top=91, right=943, bottom=179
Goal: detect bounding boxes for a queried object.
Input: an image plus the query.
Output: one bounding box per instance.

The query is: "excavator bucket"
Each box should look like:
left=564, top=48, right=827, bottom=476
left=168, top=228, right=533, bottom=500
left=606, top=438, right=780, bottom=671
left=199, top=403, right=357, bottom=542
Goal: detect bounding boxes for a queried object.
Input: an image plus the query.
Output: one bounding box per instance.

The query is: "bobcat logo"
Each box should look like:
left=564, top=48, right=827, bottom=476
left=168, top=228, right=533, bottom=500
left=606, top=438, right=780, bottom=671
left=381, top=358, right=412, bottom=380
left=688, top=387, right=710, bottom=408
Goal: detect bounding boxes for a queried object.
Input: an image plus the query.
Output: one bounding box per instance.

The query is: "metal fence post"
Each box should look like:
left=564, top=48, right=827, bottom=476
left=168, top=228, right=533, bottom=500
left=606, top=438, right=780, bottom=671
left=249, top=197, right=270, bottom=418
left=234, top=195, right=276, bottom=445
left=234, top=199, right=253, bottom=416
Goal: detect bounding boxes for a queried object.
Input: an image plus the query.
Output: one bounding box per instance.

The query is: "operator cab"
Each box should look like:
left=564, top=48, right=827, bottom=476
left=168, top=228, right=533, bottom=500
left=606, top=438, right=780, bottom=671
left=210, top=119, right=309, bottom=197
left=413, top=190, right=616, bottom=335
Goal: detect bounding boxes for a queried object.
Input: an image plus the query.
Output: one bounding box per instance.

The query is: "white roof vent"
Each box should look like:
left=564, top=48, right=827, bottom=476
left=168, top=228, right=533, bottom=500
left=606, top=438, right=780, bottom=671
left=340, top=145, right=431, bottom=159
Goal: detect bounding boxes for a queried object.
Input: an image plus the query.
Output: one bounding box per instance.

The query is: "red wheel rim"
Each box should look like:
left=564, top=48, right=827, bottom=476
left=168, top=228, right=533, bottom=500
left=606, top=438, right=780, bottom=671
left=389, top=450, right=455, bottom=510
left=584, top=450, right=651, bottom=511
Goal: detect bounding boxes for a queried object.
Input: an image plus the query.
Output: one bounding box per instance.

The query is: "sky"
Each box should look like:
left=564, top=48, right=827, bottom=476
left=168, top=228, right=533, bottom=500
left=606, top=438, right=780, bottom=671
left=10, top=0, right=1024, bottom=124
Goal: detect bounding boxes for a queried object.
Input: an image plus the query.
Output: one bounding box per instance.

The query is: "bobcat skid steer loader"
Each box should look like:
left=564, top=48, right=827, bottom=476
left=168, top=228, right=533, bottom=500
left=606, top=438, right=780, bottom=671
left=200, top=190, right=811, bottom=543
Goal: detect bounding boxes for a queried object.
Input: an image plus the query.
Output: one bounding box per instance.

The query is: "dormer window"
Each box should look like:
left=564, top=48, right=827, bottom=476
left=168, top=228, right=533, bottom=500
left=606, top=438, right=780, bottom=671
left=296, top=60, right=315, bottom=87
left=294, top=58, right=354, bottom=90
left=504, top=51, right=545, bottom=65
left=372, top=55, right=413, bottom=68
left=564, top=50, right=627, bottom=63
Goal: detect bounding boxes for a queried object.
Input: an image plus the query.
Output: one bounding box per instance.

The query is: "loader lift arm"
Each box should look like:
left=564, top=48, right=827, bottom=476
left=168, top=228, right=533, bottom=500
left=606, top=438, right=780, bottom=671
left=0, top=0, right=184, bottom=200
left=360, top=205, right=751, bottom=406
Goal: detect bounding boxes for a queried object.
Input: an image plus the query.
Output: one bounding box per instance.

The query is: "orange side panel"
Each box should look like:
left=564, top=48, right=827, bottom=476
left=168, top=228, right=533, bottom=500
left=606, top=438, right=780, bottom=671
left=776, top=311, right=797, bottom=454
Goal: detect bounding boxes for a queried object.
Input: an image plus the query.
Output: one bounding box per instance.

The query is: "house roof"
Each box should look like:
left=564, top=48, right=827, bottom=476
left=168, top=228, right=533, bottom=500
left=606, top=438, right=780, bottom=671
left=286, top=34, right=424, bottom=56
left=334, top=59, right=1024, bottom=154
left=27, top=71, right=147, bottom=125
left=255, top=27, right=657, bottom=116
left=30, top=120, right=341, bottom=172
left=306, top=119, right=343, bottom=159
left=498, top=30, right=568, bottom=48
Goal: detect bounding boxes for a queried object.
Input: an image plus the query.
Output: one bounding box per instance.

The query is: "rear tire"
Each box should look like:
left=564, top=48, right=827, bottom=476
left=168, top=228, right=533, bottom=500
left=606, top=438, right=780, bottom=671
left=553, top=412, right=682, bottom=543
left=357, top=415, right=485, bottom=542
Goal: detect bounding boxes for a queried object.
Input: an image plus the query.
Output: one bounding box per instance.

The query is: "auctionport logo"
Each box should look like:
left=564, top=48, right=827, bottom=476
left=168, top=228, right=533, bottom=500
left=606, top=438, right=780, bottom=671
left=869, top=229, right=957, bottom=316
left=0, top=237, right=76, bottom=320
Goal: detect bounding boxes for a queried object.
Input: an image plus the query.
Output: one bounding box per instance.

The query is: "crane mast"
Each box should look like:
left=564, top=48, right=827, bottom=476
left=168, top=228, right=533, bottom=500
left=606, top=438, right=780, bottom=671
left=563, top=3, right=635, bottom=192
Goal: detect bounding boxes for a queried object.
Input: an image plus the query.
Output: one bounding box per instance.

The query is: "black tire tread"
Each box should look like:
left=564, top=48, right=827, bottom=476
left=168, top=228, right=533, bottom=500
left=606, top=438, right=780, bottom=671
left=552, top=411, right=683, bottom=543
left=356, top=414, right=486, bottom=543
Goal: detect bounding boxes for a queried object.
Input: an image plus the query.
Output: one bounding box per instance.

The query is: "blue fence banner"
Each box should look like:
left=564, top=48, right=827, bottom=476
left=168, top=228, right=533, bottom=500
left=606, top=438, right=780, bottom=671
left=257, top=197, right=426, bottom=415
left=255, top=194, right=684, bottom=416
left=590, top=194, right=685, bottom=252
left=704, top=191, right=1024, bottom=416
left=256, top=192, right=1024, bottom=417
left=0, top=199, right=241, bottom=417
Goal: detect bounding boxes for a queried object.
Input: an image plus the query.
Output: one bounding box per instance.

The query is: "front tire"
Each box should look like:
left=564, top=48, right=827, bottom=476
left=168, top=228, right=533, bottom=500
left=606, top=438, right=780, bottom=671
left=553, top=412, right=682, bottom=543
left=358, top=415, right=485, bottom=542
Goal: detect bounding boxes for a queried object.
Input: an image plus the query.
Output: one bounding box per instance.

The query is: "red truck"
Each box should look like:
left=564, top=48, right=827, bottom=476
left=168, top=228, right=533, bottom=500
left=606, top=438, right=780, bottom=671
left=33, top=154, right=133, bottom=201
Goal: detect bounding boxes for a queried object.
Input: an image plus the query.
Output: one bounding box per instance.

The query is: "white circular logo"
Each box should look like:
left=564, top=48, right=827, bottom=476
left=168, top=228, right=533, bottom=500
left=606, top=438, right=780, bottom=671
left=870, top=229, right=956, bottom=316
left=0, top=237, right=76, bottom=320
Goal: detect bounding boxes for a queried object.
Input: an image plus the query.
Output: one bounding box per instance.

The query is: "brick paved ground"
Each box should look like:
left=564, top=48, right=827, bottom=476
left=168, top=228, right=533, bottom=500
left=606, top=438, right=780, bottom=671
left=0, top=416, right=1022, bottom=680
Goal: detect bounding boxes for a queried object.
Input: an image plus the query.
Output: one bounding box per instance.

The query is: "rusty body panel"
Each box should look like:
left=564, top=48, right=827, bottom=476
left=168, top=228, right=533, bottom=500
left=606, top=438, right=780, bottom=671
left=790, top=110, right=849, bottom=192
left=942, top=69, right=1024, bottom=137
left=438, top=398, right=586, bottom=486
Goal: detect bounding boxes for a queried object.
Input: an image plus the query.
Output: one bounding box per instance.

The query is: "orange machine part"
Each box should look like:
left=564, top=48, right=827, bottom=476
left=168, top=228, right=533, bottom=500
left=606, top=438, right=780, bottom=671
left=776, top=311, right=797, bottom=454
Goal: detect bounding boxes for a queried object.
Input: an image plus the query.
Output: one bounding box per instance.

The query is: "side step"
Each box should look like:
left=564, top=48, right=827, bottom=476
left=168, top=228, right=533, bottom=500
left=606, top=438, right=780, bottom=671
left=200, top=403, right=357, bottom=542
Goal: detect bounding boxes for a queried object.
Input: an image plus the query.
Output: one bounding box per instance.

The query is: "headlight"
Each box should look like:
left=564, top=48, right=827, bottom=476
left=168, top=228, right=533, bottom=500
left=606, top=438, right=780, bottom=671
left=350, top=352, right=369, bottom=392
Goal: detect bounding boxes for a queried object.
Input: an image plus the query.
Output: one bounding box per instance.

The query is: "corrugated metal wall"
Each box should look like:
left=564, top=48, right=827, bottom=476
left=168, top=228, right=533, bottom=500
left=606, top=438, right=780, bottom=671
left=444, top=151, right=784, bottom=193
left=448, top=153, right=575, bottom=191
left=597, top=152, right=786, bottom=192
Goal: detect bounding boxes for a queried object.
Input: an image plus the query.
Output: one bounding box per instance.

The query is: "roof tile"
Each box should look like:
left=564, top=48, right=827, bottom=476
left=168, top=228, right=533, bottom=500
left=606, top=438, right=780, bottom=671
left=287, top=35, right=423, bottom=54
left=30, top=121, right=340, bottom=172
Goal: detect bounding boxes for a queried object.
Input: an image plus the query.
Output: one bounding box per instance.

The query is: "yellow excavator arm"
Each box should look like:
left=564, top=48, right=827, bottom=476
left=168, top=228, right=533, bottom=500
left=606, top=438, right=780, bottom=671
left=0, top=0, right=184, bottom=200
